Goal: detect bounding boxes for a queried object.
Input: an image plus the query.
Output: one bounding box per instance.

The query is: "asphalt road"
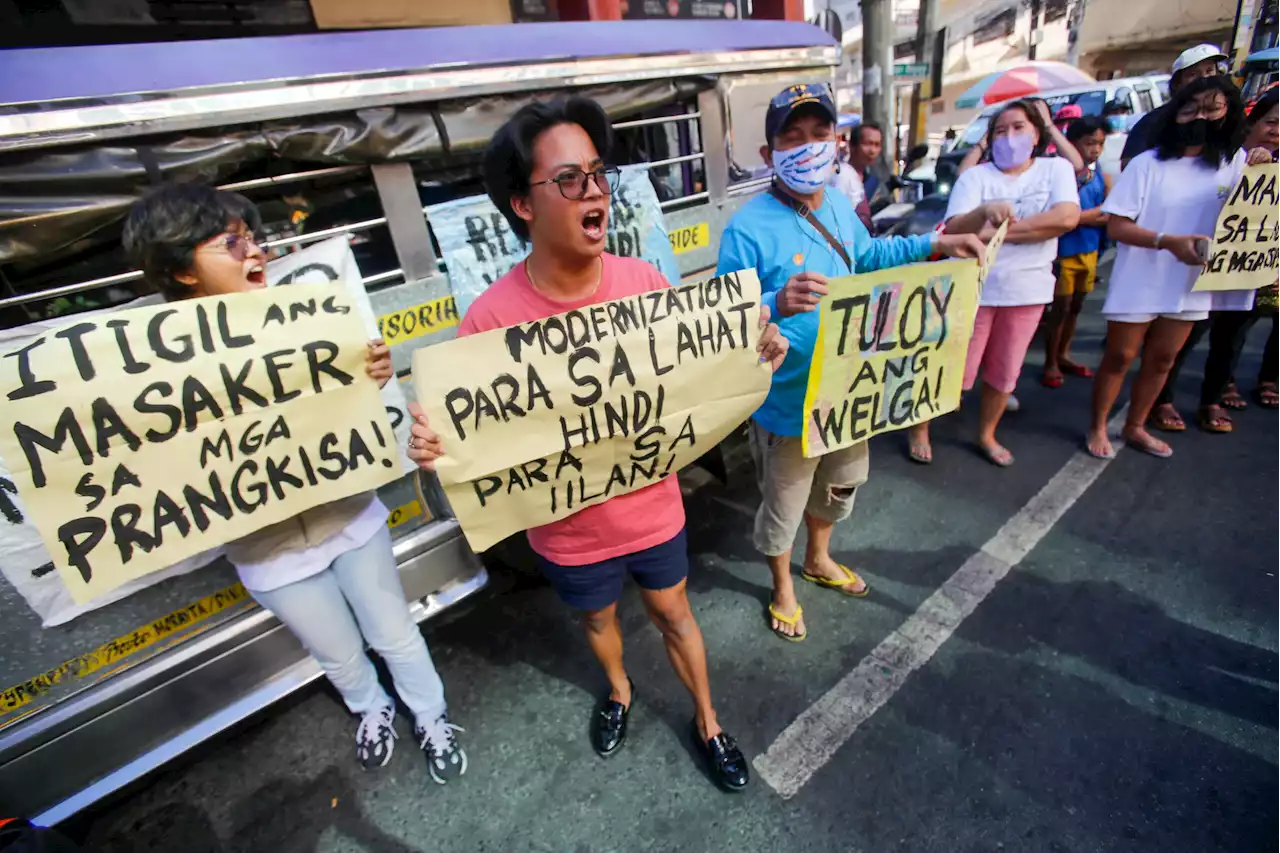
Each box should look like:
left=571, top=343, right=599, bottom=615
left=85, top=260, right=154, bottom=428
left=65, top=264, right=1278, bottom=853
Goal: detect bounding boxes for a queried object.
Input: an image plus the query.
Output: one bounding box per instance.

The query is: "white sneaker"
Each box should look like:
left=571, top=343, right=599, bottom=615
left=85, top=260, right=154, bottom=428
left=1005, top=394, right=1021, bottom=413
left=417, top=713, right=468, bottom=785
left=355, top=705, right=397, bottom=769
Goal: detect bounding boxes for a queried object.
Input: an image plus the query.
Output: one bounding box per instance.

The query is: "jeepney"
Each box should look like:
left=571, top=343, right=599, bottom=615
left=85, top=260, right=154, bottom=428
left=0, top=19, right=839, bottom=822
left=1238, top=47, right=1279, bottom=109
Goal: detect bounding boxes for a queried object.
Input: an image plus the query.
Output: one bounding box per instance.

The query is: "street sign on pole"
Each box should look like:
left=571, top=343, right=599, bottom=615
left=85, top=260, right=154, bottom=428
left=894, top=62, right=931, bottom=80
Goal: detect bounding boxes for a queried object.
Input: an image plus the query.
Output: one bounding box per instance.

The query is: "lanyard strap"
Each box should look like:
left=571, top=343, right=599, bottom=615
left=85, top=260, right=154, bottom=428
left=768, top=185, right=853, bottom=273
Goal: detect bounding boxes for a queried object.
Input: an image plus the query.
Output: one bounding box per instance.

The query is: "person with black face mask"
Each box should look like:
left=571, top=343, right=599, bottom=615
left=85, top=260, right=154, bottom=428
left=1086, top=76, right=1271, bottom=460
left=1120, top=43, right=1228, bottom=170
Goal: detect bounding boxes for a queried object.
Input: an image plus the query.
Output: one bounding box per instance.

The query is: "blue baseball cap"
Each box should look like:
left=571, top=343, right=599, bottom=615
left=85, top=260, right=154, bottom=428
left=765, top=83, right=838, bottom=143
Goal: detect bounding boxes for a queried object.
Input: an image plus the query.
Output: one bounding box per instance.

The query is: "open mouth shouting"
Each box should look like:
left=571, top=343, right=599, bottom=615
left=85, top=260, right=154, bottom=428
left=245, top=262, right=267, bottom=287
left=581, top=206, right=608, bottom=242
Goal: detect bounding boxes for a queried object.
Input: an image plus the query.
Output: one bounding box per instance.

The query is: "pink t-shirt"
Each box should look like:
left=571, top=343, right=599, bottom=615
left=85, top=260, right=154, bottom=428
left=457, top=253, right=686, bottom=566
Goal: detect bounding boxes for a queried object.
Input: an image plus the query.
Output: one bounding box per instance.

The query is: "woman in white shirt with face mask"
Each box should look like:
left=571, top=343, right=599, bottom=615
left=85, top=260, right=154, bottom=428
left=905, top=99, right=1080, bottom=467
left=1087, top=77, right=1271, bottom=460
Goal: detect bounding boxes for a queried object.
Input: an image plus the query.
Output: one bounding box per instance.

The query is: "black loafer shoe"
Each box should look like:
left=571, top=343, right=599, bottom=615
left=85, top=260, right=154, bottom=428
left=693, top=720, right=749, bottom=791
left=591, top=680, right=634, bottom=758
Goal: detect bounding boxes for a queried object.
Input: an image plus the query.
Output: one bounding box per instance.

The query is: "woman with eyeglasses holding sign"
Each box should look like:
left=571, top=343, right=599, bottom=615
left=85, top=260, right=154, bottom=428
left=406, top=97, right=788, bottom=791
left=123, top=184, right=468, bottom=784
left=1086, top=77, right=1272, bottom=459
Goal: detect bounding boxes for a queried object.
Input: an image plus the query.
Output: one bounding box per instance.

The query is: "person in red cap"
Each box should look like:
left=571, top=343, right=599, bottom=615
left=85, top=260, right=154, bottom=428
left=1054, top=104, right=1084, bottom=136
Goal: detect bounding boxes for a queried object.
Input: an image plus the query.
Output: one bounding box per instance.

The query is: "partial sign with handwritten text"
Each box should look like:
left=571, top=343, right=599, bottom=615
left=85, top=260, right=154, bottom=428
left=1194, top=162, right=1279, bottom=292
left=414, top=270, right=772, bottom=552
left=428, top=165, right=681, bottom=317
left=0, top=284, right=400, bottom=603
left=802, top=259, right=982, bottom=457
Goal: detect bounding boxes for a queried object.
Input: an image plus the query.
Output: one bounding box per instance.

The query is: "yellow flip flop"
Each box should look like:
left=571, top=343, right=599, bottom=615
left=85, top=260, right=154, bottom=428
left=801, top=564, right=869, bottom=597
left=768, top=602, right=807, bottom=642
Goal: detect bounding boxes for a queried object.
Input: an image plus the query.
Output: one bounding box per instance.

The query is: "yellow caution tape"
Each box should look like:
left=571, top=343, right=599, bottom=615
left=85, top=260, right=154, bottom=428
left=377, top=296, right=460, bottom=346
left=0, top=583, right=253, bottom=719
left=668, top=222, right=711, bottom=255
left=387, top=499, right=425, bottom=529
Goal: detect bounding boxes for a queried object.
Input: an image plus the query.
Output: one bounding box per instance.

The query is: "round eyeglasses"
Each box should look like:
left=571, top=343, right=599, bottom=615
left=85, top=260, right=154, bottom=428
left=530, top=166, right=621, bottom=200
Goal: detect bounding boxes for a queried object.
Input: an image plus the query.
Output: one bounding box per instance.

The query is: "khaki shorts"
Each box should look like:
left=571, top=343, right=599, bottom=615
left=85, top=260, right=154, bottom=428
left=748, top=421, right=870, bottom=557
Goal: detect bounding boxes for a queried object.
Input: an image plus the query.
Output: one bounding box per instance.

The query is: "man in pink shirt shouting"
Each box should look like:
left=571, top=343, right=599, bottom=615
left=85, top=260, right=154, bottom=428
left=406, top=96, right=788, bottom=791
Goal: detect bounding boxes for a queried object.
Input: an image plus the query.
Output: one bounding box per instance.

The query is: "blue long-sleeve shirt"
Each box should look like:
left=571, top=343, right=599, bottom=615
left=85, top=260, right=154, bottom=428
left=717, top=189, right=934, bottom=437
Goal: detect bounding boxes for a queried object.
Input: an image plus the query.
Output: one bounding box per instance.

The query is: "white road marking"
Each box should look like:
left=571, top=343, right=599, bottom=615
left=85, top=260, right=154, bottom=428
left=754, top=409, right=1129, bottom=798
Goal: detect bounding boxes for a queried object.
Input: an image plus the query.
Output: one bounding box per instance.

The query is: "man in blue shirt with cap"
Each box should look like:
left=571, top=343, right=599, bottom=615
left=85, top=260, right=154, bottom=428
left=717, top=83, right=986, bottom=641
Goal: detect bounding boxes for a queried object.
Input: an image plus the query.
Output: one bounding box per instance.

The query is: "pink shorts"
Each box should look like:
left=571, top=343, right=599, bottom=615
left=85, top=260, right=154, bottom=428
left=963, top=304, right=1046, bottom=394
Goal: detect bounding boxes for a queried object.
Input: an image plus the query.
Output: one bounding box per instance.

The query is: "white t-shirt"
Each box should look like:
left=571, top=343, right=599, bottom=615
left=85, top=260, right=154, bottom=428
left=828, top=161, right=866, bottom=207
left=1101, top=149, right=1253, bottom=316
left=1098, top=133, right=1127, bottom=183
left=944, top=157, right=1079, bottom=307
left=231, top=493, right=388, bottom=593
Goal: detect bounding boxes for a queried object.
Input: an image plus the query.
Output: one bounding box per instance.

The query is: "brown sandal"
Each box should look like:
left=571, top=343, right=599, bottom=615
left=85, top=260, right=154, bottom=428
left=1198, top=405, right=1233, bottom=434
left=1221, top=383, right=1248, bottom=411
left=1148, top=405, right=1186, bottom=432
left=1256, top=382, right=1279, bottom=409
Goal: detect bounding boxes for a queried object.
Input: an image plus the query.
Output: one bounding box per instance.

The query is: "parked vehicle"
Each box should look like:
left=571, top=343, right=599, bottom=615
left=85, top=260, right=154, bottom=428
left=0, top=19, right=839, bottom=823
left=1239, top=47, right=1279, bottom=109
left=881, top=75, right=1166, bottom=237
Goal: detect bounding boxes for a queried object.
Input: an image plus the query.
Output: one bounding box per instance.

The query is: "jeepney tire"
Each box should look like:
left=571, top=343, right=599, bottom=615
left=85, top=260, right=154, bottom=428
left=485, top=533, right=543, bottom=578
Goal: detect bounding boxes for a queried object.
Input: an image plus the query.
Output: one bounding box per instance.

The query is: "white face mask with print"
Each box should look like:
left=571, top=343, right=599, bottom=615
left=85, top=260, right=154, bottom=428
left=772, top=141, right=837, bottom=194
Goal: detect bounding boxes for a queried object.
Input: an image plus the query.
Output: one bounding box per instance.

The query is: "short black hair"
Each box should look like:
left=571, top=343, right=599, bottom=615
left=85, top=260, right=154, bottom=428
left=1154, top=75, right=1245, bottom=167
left=1066, top=115, right=1107, bottom=142
left=852, top=122, right=882, bottom=145
left=482, top=96, right=614, bottom=242
left=1249, top=87, right=1279, bottom=125
left=123, top=182, right=261, bottom=300
left=1102, top=99, right=1131, bottom=116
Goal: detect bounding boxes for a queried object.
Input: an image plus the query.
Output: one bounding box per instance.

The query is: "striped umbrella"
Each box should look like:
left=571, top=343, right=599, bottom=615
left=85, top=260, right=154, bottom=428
left=955, top=61, right=1096, bottom=109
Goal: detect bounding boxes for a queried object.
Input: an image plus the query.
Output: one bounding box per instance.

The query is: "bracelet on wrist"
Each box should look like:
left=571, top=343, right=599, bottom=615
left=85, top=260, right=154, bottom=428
left=1154, top=232, right=1164, bottom=250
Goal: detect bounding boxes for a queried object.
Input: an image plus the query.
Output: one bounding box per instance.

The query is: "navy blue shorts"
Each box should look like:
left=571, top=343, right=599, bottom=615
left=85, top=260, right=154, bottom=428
left=535, top=528, right=689, bottom=611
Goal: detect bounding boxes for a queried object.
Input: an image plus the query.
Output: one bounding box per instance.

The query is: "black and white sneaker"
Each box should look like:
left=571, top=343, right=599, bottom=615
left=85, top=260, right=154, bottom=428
left=416, top=714, right=467, bottom=785
left=355, top=705, right=397, bottom=769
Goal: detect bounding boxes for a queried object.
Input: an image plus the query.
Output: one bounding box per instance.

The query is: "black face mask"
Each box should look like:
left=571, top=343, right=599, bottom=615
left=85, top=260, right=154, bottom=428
left=1175, top=118, right=1209, bottom=146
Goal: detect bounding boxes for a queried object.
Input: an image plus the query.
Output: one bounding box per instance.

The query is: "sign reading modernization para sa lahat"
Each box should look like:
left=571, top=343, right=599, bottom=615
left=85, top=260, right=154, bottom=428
left=414, top=269, right=772, bottom=552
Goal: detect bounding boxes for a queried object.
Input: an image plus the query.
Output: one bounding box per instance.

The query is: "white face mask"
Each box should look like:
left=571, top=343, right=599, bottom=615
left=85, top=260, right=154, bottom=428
left=773, top=141, right=837, bottom=193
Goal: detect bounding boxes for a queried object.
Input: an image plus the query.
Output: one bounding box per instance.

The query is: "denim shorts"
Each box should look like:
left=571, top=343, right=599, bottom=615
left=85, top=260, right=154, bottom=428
left=535, top=528, right=689, bottom=611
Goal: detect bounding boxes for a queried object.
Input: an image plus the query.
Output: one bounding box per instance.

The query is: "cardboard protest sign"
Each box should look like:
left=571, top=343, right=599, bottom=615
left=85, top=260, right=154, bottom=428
left=0, top=297, right=226, bottom=626
left=978, top=219, right=1008, bottom=297
left=414, top=270, right=772, bottom=552
left=428, top=165, right=681, bottom=317
left=801, top=259, right=982, bottom=458
left=267, top=237, right=416, bottom=474
left=1194, top=162, right=1279, bottom=292
left=0, top=284, right=400, bottom=603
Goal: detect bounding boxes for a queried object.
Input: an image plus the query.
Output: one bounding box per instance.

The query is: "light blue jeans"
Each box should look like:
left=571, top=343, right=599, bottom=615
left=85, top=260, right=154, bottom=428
left=252, top=526, right=446, bottom=729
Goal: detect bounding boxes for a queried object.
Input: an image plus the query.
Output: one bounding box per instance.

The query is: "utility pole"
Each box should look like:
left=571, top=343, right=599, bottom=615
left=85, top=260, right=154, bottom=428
left=1028, top=0, right=1043, bottom=60
left=1066, top=0, right=1087, bottom=67
left=860, top=0, right=894, bottom=170
left=907, top=0, right=940, bottom=151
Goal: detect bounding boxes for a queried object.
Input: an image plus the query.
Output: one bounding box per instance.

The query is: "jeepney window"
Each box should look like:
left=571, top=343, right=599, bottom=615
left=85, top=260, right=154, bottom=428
left=722, top=72, right=834, bottom=185
left=1112, top=87, right=1135, bottom=113
left=611, top=104, right=707, bottom=210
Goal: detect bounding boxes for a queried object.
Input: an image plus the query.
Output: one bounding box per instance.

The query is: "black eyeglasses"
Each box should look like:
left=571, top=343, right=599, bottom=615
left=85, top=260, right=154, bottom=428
left=530, top=166, right=621, bottom=200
